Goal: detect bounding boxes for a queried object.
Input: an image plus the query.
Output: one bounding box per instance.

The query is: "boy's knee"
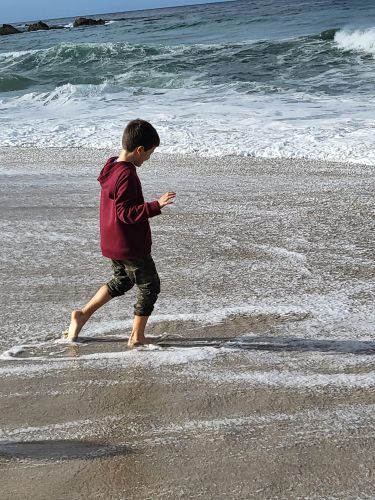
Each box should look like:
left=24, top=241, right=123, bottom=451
left=106, top=260, right=134, bottom=297
left=138, top=276, right=160, bottom=302
left=106, top=277, right=134, bottom=298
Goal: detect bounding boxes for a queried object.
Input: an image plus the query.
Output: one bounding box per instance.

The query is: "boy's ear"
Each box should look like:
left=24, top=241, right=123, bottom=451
left=136, top=145, right=145, bottom=154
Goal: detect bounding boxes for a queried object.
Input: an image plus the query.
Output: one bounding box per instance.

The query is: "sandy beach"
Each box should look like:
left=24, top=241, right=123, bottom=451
left=0, top=147, right=374, bottom=499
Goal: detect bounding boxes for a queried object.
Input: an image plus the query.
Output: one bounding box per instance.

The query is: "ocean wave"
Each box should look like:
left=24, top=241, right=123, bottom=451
left=334, top=27, right=375, bottom=56
left=151, top=20, right=207, bottom=32
left=4, top=82, right=114, bottom=107
left=0, top=36, right=354, bottom=95
left=0, top=48, right=40, bottom=62
left=0, top=41, right=166, bottom=66
left=0, top=74, right=36, bottom=92
left=0, top=33, right=339, bottom=65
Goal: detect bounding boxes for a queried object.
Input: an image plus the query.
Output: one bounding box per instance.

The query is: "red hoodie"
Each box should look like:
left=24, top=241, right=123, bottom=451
left=97, top=157, right=161, bottom=260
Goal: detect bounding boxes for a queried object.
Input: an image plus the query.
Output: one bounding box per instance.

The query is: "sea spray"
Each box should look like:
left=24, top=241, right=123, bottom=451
left=335, top=27, right=375, bottom=56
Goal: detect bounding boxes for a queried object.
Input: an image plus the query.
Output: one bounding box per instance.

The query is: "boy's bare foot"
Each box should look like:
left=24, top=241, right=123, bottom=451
left=127, top=334, right=149, bottom=348
left=65, top=310, right=88, bottom=341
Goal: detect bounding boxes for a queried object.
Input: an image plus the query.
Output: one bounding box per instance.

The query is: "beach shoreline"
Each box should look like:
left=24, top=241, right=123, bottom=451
left=0, top=147, right=374, bottom=499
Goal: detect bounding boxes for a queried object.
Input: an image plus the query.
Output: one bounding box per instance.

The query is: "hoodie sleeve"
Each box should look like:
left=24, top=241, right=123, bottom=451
left=115, top=171, right=161, bottom=224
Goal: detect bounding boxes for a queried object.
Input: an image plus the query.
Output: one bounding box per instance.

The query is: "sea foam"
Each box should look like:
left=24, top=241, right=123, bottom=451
left=0, top=346, right=25, bottom=360
left=335, top=27, right=375, bottom=56
left=1, top=84, right=375, bottom=164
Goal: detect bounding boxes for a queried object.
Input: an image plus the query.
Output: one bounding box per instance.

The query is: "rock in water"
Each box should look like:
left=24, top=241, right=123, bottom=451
left=0, top=24, right=20, bottom=36
left=73, top=17, right=105, bottom=28
left=27, top=21, right=50, bottom=32
left=320, top=28, right=338, bottom=41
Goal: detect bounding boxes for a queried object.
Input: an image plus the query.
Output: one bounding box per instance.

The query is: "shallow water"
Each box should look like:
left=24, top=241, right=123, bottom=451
left=0, top=148, right=374, bottom=356
left=0, top=148, right=374, bottom=498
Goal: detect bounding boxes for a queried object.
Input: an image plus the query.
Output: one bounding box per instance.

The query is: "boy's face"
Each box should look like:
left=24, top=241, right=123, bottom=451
left=135, top=146, right=156, bottom=166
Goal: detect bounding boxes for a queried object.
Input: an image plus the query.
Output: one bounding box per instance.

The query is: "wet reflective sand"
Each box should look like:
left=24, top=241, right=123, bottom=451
left=0, top=148, right=374, bottom=499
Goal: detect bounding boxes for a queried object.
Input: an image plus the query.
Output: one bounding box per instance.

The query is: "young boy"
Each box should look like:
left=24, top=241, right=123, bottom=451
left=66, top=119, right=176, bottom=347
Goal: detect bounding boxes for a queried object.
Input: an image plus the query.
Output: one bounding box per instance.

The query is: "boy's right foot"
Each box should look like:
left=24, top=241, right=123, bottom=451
left=127, top=334, right=147, bottom=348
left=65, top=310, right=88, bottom=341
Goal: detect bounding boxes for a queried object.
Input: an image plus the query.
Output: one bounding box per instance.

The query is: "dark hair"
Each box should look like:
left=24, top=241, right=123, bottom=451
left=122, top=119, right=160, bottom=152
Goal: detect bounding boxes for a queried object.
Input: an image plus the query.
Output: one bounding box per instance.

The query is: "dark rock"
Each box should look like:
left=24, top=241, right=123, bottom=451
left=320, top=28, right=339, bottom=41
left=49, top=25, right=66, bottom=30
left=0, top=24, right=20, bottom=36
left=73, top=17, right=105, bottom=28
left=27, top=21, right=50, bottom=32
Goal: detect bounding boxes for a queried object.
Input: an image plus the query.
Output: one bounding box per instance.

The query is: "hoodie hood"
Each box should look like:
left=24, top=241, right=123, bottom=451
left=98, top=157, right=135, bottom=197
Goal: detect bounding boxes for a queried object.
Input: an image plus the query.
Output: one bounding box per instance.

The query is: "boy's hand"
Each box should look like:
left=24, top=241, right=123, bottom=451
left=158, top=191, right=176, bottom=208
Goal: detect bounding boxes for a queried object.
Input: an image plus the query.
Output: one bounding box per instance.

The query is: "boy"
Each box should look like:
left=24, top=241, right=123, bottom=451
left=65, top=119, right=176, bottom=347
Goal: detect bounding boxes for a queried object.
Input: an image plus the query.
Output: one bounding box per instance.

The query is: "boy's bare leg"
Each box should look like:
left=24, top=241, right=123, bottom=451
left=128, top=315, right=150, bottom=347
left=66, top=285, right=112, bottom=340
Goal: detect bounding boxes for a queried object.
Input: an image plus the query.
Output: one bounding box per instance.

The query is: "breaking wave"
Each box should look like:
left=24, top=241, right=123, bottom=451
left=0, top=32, right=370, bottom=94
left=334, top=27, right=375, bottom=56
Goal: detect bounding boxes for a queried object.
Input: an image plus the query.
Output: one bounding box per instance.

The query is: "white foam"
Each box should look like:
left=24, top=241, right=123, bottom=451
left=54, top=336, right=81, bottom=345
left=0, top=358, right=77, bottom=376
left=191, top=366, right=375, bottom=390
left=153, top=403, right=375, bottom=436
left=81, top=346, right=218, bottom=367
left=1, top=83, right=375, bottom=164
left=335, top=27, right=375, bottom=57
left=0, top=346, right=219, bottom=377
left=0, top=346, right=25, bottom=360
left=0, top=389, right=63, bottom=398
left=3, top=403, right=372, bottom=443
left=0, top=415, right=122, bottom=440
left=0, top=49, right=40, bottom=61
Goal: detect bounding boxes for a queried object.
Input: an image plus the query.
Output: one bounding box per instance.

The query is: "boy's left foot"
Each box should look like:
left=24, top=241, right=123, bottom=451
left=65, top=310, right=88, bottom=341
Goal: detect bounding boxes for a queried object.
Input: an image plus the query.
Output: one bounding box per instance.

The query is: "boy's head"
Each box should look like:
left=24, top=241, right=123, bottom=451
left=122, top=119, right=160, bottom=151
left=122, top=119, right=160, bottom=165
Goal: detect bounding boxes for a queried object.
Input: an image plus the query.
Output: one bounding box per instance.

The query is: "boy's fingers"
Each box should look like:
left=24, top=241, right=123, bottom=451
left=158, top=192, right=176, bottom=207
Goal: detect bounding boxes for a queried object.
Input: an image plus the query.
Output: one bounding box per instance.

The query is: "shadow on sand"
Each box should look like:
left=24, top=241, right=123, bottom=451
left=77, top=335, right=375, bottom=355
left=156, top=336, right=375, bottom=354
left=0, top=440, right=131, bottom=461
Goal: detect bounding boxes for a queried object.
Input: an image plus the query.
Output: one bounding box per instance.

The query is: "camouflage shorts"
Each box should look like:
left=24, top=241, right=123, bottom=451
left=106, top=255, right=160, bottom=316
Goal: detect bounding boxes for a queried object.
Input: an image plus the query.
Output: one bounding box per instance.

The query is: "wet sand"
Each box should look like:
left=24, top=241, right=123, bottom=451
left=0, top=148, right=374, bottom=499
left=1, top=345, right=374, bottom=500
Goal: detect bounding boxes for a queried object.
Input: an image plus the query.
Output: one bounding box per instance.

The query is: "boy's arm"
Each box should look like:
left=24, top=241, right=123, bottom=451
left=115, top=174, right=161, bottom=224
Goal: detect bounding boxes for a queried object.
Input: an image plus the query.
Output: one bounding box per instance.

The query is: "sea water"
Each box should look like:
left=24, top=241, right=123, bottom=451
left=1, top=0, right=375, bottom=163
